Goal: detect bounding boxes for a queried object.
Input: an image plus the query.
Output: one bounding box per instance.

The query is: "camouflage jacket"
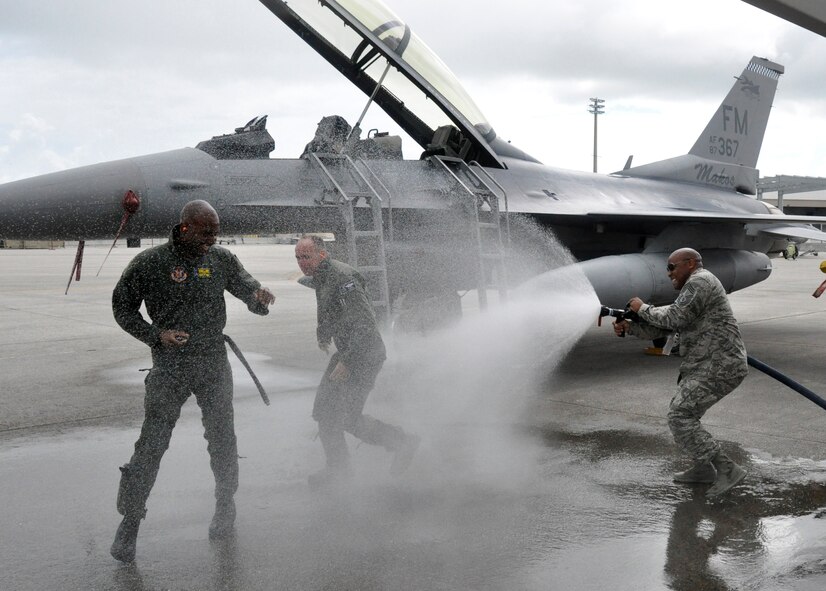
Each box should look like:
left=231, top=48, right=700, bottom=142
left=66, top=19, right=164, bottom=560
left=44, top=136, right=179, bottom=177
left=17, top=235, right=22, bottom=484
left=629, top=268, right=747, bottom=377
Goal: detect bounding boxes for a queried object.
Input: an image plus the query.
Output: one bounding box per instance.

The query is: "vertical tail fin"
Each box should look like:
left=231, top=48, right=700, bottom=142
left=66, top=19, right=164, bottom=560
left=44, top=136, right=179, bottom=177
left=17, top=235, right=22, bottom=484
left=689, top=56, right=783, bottom=168
left=621, top=56, right=784, bottom=195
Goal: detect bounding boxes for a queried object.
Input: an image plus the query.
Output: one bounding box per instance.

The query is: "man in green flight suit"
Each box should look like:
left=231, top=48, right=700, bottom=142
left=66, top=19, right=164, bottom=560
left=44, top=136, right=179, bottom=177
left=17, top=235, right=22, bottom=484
left=613, top=247, right=748, bottom=498
left=294, top=235, right=419, bottom=489
left=110, top=200, right=275, bottom=562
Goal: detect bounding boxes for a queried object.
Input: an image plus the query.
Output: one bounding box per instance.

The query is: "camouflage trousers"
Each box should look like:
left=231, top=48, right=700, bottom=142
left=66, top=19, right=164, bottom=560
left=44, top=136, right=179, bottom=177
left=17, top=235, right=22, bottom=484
left=116, top=353, right=238, bottom=518
left=667, top=367, right=747, bottom=463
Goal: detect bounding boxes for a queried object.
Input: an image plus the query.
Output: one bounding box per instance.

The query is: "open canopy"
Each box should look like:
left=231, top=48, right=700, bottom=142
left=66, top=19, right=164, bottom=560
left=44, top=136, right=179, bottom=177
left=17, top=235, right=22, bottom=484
left=259, top=0, right=506, bottom=167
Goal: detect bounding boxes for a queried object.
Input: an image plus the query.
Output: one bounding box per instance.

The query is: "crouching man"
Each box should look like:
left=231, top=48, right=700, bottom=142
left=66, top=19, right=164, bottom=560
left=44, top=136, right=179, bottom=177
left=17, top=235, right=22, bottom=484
left=614, top=247, right=748, bottom=498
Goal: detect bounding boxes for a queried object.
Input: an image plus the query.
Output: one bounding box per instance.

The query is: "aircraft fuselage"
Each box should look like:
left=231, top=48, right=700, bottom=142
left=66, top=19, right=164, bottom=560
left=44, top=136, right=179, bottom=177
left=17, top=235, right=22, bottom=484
left=0, top=148, right=777, bottom=259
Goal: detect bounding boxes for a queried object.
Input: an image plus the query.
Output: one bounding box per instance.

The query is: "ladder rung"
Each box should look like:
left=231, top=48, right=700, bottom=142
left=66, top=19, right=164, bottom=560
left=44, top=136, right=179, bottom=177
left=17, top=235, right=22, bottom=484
left=311, top=154, right=392, bottom=321
left=477, top=222, right=499, bottom=229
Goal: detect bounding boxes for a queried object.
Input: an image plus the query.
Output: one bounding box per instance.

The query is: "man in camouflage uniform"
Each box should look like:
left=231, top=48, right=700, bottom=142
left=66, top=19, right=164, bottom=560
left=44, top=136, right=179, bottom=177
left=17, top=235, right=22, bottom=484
left=110, top=200, right=275, bottom=562
left=613, top=247, right=748, bottom=498
left=294, top=235, right=419, bottom=489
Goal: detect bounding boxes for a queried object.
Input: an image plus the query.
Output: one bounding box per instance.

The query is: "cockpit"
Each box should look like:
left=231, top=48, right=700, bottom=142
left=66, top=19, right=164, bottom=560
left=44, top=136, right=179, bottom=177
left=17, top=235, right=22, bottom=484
left=259, top=0, right=513, bottom=167
left=198, top=1, right=539, bottom=165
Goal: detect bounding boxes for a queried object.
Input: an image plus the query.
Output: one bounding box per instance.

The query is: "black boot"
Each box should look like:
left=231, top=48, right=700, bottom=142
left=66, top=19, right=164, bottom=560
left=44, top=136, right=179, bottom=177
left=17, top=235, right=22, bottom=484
left=110, top=515, right=141, bottom=563
left=209, top=498, right=236, bottom=540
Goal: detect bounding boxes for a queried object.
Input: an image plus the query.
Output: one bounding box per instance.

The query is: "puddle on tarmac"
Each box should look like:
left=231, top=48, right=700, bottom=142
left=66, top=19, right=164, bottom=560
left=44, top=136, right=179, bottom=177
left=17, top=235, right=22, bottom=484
left=529, top=425, right=826, bottom=591
left=3, top=416, right=826, bottom=590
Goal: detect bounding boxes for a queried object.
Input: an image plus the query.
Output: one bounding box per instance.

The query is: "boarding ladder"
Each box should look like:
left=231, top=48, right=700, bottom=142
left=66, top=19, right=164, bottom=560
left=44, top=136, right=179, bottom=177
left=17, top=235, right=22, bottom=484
left=429, top=155, right=509, bottom=309
left=308, top=153, right=391, bottom=323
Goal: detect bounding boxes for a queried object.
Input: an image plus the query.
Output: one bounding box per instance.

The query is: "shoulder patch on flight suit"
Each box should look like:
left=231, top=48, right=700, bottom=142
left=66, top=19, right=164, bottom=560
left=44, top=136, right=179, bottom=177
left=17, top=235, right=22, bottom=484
left=339, top=280, right=356, bottom=295
left=170, top=267, right=188, bottom=283
left=338, top=280, right=357, bottom=305
left=675, top=285, right=696, bottom=307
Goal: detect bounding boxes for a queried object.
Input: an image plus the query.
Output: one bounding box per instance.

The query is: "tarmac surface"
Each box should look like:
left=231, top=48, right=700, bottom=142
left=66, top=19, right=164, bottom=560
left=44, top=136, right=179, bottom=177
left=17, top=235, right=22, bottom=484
left=2, top=242, right=826, bottom=591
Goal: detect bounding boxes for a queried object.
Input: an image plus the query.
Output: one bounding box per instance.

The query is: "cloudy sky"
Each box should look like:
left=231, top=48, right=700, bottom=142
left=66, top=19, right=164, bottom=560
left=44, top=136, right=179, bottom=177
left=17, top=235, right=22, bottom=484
left=1, top=0, right=825, bottom=185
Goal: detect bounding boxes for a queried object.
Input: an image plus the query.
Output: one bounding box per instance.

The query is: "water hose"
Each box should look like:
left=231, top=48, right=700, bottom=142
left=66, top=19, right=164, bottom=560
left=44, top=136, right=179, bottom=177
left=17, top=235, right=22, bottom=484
left=747, top=355, right=826, bottom=412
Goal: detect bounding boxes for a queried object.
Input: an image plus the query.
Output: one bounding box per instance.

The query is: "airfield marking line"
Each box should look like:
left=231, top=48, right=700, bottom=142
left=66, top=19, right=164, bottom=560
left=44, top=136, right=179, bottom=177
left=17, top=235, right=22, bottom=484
left=0, top=346, right=137, bottom=360
left=0, top=306, right=118, bottom=329
left=0, top=412, right=141, bottom=435
left=739, top=310, right=826, bottom=325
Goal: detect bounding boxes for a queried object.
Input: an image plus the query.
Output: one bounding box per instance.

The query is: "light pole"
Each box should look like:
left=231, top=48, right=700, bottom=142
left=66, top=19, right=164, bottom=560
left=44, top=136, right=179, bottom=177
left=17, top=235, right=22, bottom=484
left=588, top=97, right=605, bottom=173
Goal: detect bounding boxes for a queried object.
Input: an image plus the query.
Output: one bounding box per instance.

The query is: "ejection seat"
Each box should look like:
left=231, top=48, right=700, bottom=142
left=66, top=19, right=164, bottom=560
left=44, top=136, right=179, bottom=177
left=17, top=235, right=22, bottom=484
left=350, top=130, right=403, bottom=160
left=420, top=125, right=472, bottom=160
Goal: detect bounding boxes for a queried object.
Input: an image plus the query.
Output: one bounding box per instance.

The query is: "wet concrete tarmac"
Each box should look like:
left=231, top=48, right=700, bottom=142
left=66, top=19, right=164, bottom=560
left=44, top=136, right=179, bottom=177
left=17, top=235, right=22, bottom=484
left=2, top=244, right=826, bottom=590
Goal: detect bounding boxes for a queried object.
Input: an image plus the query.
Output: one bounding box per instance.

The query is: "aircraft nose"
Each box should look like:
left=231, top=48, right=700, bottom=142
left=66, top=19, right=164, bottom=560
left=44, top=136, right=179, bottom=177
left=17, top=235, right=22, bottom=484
left=0, top=158, right=145, bottom=240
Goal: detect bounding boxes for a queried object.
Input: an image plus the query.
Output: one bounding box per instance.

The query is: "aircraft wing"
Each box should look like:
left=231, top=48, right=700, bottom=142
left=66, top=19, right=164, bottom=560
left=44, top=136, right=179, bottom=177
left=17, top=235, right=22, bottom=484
left=581, top=210, right=826, bottom=224
left=227, top=192, right=826, bottom=241
left=581, top=210, right=826, bottom=241
left=752, top=224, right=826, bottom=241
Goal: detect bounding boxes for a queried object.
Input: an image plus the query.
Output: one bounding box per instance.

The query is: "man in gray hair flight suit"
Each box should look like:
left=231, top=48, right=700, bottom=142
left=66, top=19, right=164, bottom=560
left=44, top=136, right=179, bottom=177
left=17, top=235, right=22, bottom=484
left=294, top=235, right=420, bottom=489
left=613, top=247, right=748, bottom=498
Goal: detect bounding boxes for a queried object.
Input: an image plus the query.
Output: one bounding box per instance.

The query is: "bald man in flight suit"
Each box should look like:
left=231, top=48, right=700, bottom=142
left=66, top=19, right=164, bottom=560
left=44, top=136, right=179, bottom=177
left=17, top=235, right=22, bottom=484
left=110, top=200, right=274, bottom=562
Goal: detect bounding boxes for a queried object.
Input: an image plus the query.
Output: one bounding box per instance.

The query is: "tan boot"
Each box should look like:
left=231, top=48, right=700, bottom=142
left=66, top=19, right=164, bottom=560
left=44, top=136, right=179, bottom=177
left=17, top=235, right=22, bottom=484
left=673, top=462, right=716, bottom=484
left=706, top=452, right=747, bottom=498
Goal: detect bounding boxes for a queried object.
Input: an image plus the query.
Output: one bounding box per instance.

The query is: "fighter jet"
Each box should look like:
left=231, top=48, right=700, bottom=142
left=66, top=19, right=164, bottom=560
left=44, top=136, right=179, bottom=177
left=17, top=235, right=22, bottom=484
left=1, top=0, right=825, bottom=320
